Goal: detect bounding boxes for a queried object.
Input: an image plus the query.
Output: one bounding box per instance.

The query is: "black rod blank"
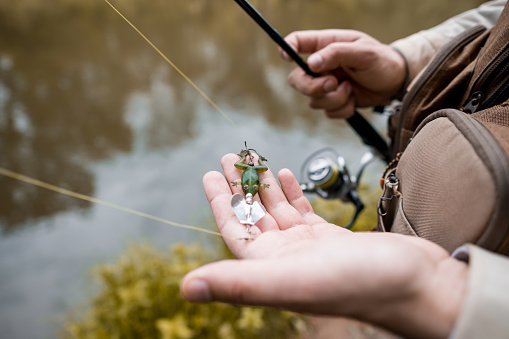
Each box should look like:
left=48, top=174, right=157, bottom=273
left=233, top=0, right=319, bottom=77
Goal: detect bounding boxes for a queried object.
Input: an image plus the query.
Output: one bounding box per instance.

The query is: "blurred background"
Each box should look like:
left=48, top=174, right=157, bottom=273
left=0, top=0, right=486, bottom=338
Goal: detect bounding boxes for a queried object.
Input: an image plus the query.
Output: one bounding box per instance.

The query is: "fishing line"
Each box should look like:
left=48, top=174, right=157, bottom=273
left=103, top=0, right=236, bottom=127
left=0, top=1, right=282, bottom=240
left=103, top=0, right=282, bottom=171
left=0, top=167, right=232, bottom=239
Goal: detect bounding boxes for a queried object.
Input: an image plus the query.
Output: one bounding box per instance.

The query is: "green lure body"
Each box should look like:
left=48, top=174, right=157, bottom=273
left=232, top=148, right=269, bottom=197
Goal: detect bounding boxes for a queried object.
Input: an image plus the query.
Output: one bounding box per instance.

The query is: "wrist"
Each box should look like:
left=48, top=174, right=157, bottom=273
left=386, top=257, right=468, bottom=339
left=390, top=46, right=410, bottom=101
left=353, top=256, right=467, bottom=339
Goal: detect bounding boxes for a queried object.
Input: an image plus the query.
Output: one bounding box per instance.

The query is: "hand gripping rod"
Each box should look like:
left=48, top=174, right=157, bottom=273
left=234, top=0, right=391, bottom=163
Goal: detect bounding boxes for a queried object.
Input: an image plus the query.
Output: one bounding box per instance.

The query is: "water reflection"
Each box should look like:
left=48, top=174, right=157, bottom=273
left=0, top=0, right=486, bottom=232
left=0, top=13, right=133, bottom=230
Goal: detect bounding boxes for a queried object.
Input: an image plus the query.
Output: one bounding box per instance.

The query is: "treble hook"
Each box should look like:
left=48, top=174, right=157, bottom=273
left=242, top=141, right=255, bottom=165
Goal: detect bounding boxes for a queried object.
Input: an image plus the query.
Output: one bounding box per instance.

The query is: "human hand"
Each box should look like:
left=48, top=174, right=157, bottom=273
left=279, top=29, right=407, bottom=118
left=180, top=154, right=467, bottom=339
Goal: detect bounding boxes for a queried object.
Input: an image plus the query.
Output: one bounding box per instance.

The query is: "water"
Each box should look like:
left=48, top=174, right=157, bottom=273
left=0, top=0, right=485, bottom=337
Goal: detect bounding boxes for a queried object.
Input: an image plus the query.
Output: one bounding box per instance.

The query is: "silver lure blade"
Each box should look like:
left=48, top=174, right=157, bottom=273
left=231, top=193, right=267, bottom=225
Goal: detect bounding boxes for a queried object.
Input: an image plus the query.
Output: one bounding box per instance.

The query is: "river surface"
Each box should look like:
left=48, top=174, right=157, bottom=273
left=0, top=0, right=485, bottom=338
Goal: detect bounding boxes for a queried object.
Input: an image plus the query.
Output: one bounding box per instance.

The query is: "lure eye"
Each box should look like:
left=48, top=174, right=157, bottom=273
left=253, top=185, right=258, bottom=190
left=243, top=185, right=249, bottom=190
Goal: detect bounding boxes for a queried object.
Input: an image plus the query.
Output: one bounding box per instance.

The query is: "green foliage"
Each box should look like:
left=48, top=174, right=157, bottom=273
left=311, top=184, right=381, bottom=232
left=61, top=243, right=308, bottom=339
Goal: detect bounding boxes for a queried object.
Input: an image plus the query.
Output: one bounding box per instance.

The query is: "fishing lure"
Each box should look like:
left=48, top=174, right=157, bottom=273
left=230, top=143, right=269, bottom=237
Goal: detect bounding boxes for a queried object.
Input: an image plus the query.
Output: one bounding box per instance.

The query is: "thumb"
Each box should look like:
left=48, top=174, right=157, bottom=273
left=180, top=258, right=330, bottom=312
left=180, top=259, right=288, bottom=305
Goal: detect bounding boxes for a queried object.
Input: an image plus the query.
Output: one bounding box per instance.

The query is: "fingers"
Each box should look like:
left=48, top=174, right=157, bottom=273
left=303, top=38, right=407, bottom=103
left=221, top=153, right=246, bottom=197
left=287, top=67, right=339, bottom=97
left=281, top=29, right=404, bottom=114
left=310, top=82, right=355, bottom=119
left=307, top=41, right=376, bottom=74
left=279, top=29, right=364, bottom=62
left=203, top=171, right=262, bottom=240
left=221, top=153, right=304, bottom=231
left=210, top=154, right=338, bottom=237
left=288, top=67, right=355, bottom=118
left=279, top=30, right=322, bottom=61
left=278, top=168, right=327, bottom=225
left=323, top=93, right=356, bottom=119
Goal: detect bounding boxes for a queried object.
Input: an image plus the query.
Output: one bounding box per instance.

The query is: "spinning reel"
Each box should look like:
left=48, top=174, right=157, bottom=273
left=299, top=147, right=377, bottom=229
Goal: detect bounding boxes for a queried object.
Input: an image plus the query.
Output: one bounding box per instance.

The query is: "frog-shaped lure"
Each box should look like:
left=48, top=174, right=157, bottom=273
left=231, top=144, right=269, bottom=236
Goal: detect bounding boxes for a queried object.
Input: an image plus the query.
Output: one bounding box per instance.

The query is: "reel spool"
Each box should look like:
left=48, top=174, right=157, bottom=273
left=300, top=147, right=375, bottom=229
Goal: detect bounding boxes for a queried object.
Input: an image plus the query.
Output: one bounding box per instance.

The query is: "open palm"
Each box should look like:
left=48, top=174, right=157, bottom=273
left=181, top=153, right=467, bottom=339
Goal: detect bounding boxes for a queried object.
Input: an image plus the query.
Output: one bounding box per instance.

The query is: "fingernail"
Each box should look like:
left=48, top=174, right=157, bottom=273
left=184, top=279, right=211, bottom=302
left=324, top=79, right=336, bottom=92
left=307, top=54, right=323, bottom=70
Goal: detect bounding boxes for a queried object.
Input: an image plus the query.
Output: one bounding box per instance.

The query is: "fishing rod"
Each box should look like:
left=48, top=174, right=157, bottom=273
left=233, top=0, right=391, bottom=164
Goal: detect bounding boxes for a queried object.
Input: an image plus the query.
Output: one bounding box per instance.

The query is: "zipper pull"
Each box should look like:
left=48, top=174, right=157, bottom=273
left=462, top=91, right=484, bottom=113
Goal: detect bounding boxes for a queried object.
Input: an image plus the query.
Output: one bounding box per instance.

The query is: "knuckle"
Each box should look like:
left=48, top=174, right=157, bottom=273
left=325, top=107, right=351, bottom=119
left=287, top=72, right=296, bottom=87
left=323, top=43, right=343, bottom=63
left=227, top=279, right=251, bottom=304
left=221, top=153, right=237, bottom=166
left=325, top=110, right=339, bottom=119
left=363, top=48, right=378, bottom=62
left=310, top=91, right=347, bottom=111
left=309, top=81, right=327, bottom=96
left=308, top=99, right=323, bottom=109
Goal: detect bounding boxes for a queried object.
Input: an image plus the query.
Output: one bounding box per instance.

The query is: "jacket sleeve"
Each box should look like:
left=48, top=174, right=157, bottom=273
left=449, top=244, right=509, bottom=339
left=391, top=0, right=506, bottom=84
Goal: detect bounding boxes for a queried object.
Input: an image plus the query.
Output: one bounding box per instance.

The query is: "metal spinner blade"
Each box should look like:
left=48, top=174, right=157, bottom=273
left=231, top=193, right=266, bottom=237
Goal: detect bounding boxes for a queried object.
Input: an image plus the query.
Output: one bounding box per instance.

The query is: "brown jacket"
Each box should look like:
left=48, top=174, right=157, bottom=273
left=386, top=2, right=509, bottom=337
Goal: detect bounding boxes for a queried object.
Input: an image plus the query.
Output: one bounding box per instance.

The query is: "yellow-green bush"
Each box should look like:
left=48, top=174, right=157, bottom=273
left=62, top=243, right=308, bottom=339
left=311, top=184, right=381, bottom=232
